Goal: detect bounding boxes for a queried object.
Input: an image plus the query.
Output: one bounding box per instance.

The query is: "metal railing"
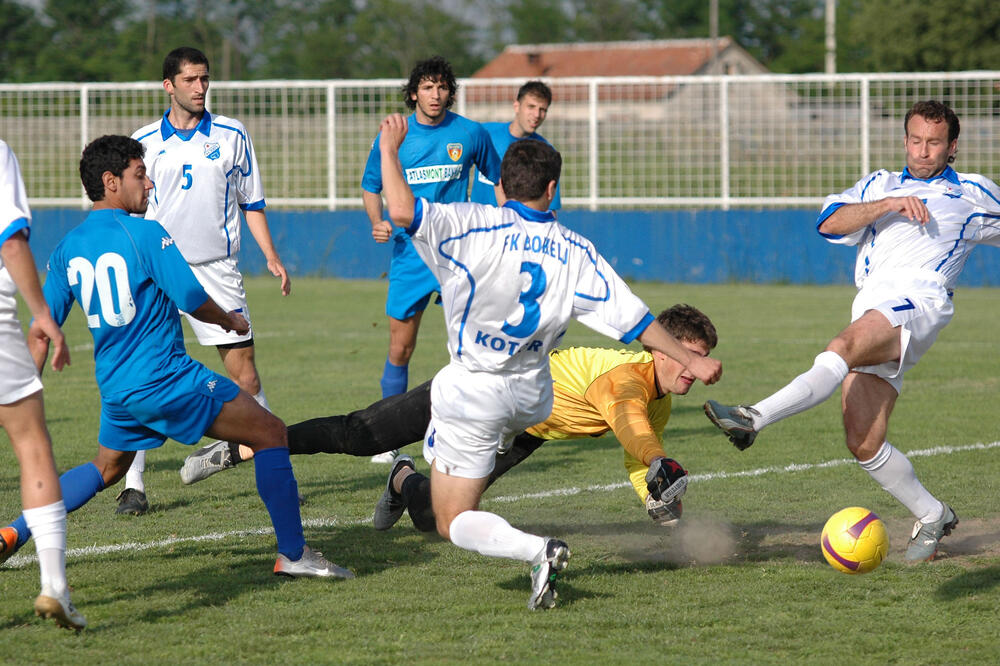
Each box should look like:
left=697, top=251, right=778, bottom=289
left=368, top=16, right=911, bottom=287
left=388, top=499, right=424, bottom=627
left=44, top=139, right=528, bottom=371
left=2, top=72, right=998, bottom=210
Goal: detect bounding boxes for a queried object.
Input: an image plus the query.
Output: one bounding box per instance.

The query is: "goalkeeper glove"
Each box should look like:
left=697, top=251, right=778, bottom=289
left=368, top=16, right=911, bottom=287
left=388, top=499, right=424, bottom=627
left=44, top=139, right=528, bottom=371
left=645, top=457, right=688, bottom=503
left=646, top=495, right=682, bottom=527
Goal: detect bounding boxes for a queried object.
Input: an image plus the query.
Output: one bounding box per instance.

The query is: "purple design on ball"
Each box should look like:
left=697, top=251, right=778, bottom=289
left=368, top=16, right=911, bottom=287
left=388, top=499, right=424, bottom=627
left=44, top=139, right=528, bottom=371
left=847, top=511, right=879, bottom=539
left=822, top=534, right=859, bottom=570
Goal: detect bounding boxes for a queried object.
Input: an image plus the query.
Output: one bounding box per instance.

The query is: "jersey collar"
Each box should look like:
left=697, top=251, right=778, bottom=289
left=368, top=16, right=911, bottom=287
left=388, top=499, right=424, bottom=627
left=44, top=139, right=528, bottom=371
left=502, top=199, right=556, bottom=222
left=159, top=109, right=213, bottom=140
left=900, top=164, right=960, bottom=186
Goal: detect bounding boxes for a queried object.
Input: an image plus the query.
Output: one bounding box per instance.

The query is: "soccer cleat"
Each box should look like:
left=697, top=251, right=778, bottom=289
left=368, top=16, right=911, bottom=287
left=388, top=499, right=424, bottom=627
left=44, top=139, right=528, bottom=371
left=273, top=545, right=355, bottom=579
left=905, top=504, right=959, bottom=562
left=180, top=440, right=237, bottom=485
left=115, top=488, right=148, bottom=515
left=528, top=538, right=571, bottom=610
left=373, top=454, right=415, bottom=531
left=703, top=400, right=760, bottom=450
left=34, top=587, right=87, bottom=631
left=370, top=449, right=399, bottom=464
left=0, top=526, right=20, bottom=565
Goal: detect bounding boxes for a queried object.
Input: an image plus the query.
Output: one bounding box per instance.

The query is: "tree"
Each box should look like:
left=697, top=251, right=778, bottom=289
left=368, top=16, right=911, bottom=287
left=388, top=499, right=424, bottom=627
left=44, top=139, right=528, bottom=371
left=0, top=1, right=50, bottom=81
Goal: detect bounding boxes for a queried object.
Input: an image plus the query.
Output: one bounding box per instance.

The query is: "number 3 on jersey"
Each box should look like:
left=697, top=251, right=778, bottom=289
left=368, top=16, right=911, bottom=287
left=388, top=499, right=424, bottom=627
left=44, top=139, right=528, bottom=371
left=67, top=253, right=136, bottom=328
left=502, top=261, right=546, bottom=338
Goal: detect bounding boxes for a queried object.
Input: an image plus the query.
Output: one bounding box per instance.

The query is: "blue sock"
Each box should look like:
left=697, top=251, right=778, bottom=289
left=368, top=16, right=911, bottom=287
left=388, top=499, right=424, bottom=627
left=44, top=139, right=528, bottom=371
left=380, top=359, right=408, bottom=398
left=9, top=462, right=105, bottom=549
left=253, top=447, right=305, bottom=561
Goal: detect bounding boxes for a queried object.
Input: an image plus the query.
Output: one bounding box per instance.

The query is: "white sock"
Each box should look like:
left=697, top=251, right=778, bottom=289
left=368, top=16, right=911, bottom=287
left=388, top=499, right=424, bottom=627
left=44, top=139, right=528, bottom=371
left=448, top=510, right=546, bottom=563
left=125, top=450, right=146, bottom=493
left=858, top=441, right=944, bottom=523
left=752, top=351, right=849, bottom=429
left=253, top=389, right=271, bottom=412
left=22, top=501, right=68, bottom=597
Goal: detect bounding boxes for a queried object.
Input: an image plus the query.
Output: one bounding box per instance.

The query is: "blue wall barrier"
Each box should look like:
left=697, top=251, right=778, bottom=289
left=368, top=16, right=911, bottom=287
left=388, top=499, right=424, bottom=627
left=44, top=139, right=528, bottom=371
left=27, top=208, right=1000, bottom=286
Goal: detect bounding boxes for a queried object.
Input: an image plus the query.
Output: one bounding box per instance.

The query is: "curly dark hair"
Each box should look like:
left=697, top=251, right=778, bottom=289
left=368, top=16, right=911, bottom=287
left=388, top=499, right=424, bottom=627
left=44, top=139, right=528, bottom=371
left=402, top=56, right=457, bottom=110
left=500, top=139, right=561, bottom=202
left=644, top=304, right=718, bottom=351
left=79, top=135, right=145, bottom=202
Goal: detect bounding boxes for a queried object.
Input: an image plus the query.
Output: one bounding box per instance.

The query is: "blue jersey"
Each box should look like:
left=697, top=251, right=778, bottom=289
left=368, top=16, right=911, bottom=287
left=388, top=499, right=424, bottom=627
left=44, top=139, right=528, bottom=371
left=361, top=111, right=501, bottom=203
left=43, top=209, right=209, bottom=395
left=470, top=122, right=561, bottom=210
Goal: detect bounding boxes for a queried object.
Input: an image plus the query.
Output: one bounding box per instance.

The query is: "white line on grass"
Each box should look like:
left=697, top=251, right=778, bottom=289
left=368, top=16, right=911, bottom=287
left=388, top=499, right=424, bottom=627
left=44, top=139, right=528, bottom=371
left=5, top=440, right=998, bottom=568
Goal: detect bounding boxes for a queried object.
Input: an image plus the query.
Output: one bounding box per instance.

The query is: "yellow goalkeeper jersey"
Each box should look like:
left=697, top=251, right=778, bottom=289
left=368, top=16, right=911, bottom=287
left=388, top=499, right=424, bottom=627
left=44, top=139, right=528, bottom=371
left=526, top=346, right=671, bottom=502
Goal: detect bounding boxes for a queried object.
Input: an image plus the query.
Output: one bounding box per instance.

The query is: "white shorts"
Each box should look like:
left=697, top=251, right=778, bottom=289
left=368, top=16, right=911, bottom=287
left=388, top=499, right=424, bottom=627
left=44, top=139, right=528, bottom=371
left=0, top=272, right=43, bottom=405
left=422, top=362, right=554, bottom=479
left=181, top=256, right=254, bottom=346
left=851, top=269, right=954, bottom=394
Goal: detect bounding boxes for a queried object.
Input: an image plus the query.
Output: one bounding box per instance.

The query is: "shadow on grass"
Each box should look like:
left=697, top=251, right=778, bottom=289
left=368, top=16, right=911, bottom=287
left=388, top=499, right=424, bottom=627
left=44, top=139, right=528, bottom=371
left=936, top=565, right=1000, bottom=601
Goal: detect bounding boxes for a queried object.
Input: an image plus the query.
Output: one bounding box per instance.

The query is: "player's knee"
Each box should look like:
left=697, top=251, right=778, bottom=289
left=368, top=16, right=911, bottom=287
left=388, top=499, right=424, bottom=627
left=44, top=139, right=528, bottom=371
left=387, top=340, right=416, bottom=365
left=93, top=452, right=133, bottom=486
left=233, top=369, right=261, bottom=395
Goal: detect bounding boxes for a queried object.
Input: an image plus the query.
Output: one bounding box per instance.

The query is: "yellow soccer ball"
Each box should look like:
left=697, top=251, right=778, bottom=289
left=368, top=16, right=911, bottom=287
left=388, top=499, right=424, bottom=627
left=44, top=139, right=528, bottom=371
left=821, top=507, right=889, bottom=574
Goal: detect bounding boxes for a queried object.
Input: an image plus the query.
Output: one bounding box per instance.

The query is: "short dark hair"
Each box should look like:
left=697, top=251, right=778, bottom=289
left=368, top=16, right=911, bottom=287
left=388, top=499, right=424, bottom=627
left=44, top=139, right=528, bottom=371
left=80, top=135, right=145, bottom=202
left=500, top=139, right=561, bottom=201
left=517, top=80, right=552, bottom=105
left=402, top=56, right=457, bottom=111
left=905, top=100, right=960, bottom=144
left=643, top=304, right=718, bottom=352
left=163, top=46, right=210, bottom=81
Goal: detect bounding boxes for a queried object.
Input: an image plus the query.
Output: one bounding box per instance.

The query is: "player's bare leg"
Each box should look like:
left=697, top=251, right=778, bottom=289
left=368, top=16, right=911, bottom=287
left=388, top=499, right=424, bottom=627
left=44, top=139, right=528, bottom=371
left=844, top=371, right=956, bottom=560
left=373, top=311, right=424, bottom=462
left=1, top=392, right=86, bottom=630
left=207, top=391, right=353, bottom=578
left=430, top=462, right=569, bottom=610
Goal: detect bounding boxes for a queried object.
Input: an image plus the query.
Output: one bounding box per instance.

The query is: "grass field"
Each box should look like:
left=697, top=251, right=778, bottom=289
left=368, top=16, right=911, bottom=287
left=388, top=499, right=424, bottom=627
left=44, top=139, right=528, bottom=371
left=1, top=278, right=999, bottom=664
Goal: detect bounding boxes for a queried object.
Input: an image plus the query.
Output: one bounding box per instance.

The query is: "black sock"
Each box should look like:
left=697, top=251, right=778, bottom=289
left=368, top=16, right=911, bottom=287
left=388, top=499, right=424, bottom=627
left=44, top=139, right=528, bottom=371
left=401, top=473, right=436, bottom=532
left=229, top=441, right=243, bottom=464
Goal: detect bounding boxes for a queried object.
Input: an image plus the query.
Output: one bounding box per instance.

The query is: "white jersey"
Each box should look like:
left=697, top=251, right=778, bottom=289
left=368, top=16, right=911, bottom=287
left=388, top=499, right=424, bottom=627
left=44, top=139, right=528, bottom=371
left=408, top=198, right=653, bottom=374
left=0, top=139, right=32, bottom=303
left=819, top=166, right=1000, bottom=290
left=0, top=139, right=43, bottom=404
left=132, top=111, right=265, bottom=264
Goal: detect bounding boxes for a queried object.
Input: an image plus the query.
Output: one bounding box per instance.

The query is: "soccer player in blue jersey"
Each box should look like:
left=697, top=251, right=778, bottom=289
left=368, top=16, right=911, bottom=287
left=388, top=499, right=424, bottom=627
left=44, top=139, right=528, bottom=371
left=470, top=80, right=561, bottom=210
left=377, top=113, right=721, bottom=609
left=0, top=136, right=352, bottom=581
left=361, top=56, right=503, bottom=464
left=705, top=101, right=1000, bottom=562
left=0, top=140, right=86, bottom=630
left=121, top=47, right=289, bottom=512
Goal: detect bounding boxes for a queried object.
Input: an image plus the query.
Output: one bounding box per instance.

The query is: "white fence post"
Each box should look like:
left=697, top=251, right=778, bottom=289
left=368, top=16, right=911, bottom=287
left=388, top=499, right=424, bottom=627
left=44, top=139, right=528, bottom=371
left=860, top=76, right=871, bottom=178
left=588, top=79, right=598, bottom=212
left=327, top=83, right=337, bottom=211
left=719, top=77, right=730, bottom=211
left=80, top=85, right=89, bottom=208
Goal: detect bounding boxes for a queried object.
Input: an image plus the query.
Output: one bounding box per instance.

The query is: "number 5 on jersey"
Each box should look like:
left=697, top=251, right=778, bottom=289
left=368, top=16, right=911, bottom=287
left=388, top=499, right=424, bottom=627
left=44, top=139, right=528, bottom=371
left=67, top=253, right=136, bottom=328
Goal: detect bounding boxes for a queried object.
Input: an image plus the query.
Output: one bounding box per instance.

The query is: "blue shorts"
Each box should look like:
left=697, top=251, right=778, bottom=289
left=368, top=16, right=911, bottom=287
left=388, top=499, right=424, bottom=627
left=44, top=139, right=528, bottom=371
left=386, top=230, right=440, bottom=321
left=98, top=357, right=240, bottom=452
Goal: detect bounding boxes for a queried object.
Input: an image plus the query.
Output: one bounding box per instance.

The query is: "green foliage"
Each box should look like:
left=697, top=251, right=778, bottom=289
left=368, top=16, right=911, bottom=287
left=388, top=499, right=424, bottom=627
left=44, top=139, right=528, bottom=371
left=1, top=278, right=999, bottom=661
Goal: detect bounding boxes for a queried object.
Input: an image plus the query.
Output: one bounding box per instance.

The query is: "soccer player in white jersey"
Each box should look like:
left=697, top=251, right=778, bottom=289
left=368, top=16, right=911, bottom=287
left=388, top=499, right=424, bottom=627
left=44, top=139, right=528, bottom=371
left=0, top=140, right=86, bottom=630
left=705, top=101, right=1000, bottom=562
left=123, top=47, right=289, bottom=514
left=378, top=113, right=722, bottom=609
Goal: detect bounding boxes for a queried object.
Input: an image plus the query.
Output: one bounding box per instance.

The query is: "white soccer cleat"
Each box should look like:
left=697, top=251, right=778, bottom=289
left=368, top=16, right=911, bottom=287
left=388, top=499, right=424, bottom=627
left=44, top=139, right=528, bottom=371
left=370, top=450, right=399, bottom=464
left=273, top=545, right=355, bottom=579
left=34, top=587, right=87, bottom=631
left=528, top=538, right=571, bottom=610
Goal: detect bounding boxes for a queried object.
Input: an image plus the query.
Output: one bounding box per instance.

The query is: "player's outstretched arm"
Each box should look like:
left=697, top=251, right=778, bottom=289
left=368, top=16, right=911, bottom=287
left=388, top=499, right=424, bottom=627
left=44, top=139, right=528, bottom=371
left=0, top=232, right=69, bottom=373
left=820, top=197, right=930, bottom=236
left=244, top=210, right=290, bottom=296
left=378, top=114, right=415, bottom=227
left=637, top=321, right=721, bottom=385
left=191, top=298, right=250, bottom=336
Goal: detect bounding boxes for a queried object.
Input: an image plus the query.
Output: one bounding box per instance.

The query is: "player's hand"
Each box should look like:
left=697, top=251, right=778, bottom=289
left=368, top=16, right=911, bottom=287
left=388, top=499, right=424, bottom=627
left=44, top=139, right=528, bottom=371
left=646, top=495, right=682, bottom=527
left=266, top=257, right=291, bottom=296
left=224, top=311, right=250, bottom=336
left=688, top=355, right=722, bottom=385
left=27, top=314, right=69, bottom=372
left=645, top=457, right=688, bottom=503
left=371, top=219, right=393, bottom=243
left=883, top=196, right=930, bottom=225
left=379, top=114, right=409, bottom=151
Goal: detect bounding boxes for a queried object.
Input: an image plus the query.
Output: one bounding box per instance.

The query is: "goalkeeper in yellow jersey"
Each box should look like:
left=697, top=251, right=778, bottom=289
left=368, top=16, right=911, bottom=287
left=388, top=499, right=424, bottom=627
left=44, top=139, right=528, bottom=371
left=179, top=304, right=716, bottom=528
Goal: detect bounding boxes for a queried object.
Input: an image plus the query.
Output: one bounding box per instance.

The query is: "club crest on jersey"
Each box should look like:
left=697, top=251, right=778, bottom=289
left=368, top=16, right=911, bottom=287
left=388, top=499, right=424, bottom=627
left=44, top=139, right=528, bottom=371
left=204, top=142, right=221, bottom=160
left=446, top=143, right=463, bottom=162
